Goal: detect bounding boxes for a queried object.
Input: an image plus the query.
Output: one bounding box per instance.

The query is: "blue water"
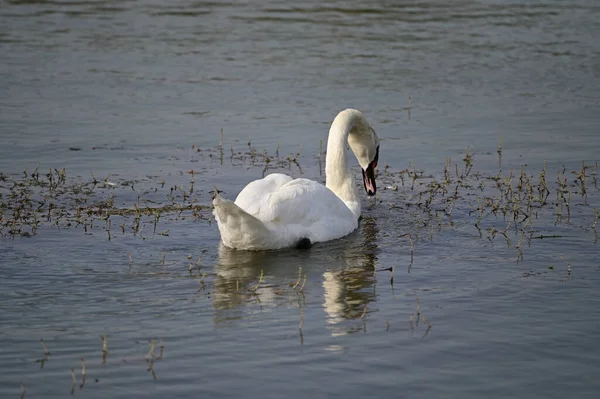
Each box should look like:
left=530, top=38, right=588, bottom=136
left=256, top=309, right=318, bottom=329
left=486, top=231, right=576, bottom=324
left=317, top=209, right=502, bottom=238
left=1, top=1, right=599, bottom=398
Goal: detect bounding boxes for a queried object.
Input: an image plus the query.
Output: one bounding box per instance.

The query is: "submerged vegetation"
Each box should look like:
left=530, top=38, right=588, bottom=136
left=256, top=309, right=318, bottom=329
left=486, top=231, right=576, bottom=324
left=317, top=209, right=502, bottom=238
left=1, top=140, right=598, bottom=260
left=1, top=140, right=597, bottom=330
left=0, top=140, right=308, bottom=240
left=3, top=138, right=598, bottom=392
left=378, top=153, right=598, bottom=265
left=0, top=165, right=211, bottom=239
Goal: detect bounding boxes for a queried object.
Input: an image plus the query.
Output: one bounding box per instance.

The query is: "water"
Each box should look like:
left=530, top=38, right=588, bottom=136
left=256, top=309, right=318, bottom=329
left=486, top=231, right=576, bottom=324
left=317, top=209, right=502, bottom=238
left=1, top=0, right=600, bottom=397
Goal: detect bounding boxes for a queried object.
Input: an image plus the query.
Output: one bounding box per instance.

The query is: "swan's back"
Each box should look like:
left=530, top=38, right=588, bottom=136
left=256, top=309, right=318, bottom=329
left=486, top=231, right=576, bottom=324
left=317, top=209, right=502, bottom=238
left=234, top=173, right=293, bottom=215
left=214, top=174, right=358, bottom=250
left=257, top=178, right=354, bottom=225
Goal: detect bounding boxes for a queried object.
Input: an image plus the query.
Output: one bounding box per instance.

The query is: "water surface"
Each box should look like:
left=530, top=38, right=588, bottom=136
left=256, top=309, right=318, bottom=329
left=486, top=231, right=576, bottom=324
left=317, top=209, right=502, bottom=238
left=1, top=0, right=600, bottom=398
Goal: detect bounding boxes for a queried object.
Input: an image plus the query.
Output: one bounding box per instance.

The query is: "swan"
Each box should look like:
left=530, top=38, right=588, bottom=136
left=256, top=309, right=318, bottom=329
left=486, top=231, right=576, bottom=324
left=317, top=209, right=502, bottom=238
left=213, top=108, right=380, bottom=250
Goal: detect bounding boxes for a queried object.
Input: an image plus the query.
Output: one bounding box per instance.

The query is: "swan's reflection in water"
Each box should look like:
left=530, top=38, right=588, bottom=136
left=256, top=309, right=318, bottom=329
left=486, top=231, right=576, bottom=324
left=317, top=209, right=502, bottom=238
left=212, top=247, right=292, bottom=305
left=211, top=244, right=312, bottom=325
left=322, top=216, right=379, bottom=336
left=211, top=217, right=379, bottom=334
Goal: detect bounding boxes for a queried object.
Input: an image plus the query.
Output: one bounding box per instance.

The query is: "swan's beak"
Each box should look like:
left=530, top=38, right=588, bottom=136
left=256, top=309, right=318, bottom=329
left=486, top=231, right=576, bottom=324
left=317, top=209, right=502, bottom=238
left=362, top=147, right=378, bottom=196
left=362, top=162, right=377, bottom=196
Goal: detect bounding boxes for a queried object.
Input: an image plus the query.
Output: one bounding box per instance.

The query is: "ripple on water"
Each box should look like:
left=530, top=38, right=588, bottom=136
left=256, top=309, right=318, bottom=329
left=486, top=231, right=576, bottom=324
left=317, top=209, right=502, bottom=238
left=1, top=0, right=600, bottom=397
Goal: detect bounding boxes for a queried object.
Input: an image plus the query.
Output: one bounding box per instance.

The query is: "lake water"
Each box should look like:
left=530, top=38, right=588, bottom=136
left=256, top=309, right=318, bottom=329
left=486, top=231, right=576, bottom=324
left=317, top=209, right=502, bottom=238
left=1, top=0, right=600, bottom=398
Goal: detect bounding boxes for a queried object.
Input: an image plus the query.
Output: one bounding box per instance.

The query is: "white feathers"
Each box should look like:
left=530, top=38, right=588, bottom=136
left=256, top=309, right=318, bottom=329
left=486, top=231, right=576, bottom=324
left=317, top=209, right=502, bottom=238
left=213, top=109, right=379, bottom=250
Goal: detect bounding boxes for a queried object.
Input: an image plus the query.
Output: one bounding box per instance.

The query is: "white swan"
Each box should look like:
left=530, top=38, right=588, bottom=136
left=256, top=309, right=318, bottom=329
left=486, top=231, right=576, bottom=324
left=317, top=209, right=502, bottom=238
left=213, top=108, right=380, bottom=250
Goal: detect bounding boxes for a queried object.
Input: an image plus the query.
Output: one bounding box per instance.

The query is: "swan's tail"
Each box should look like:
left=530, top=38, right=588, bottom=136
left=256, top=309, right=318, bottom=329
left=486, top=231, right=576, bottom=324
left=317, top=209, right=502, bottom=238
left=213, top=194, right=273, bottom=250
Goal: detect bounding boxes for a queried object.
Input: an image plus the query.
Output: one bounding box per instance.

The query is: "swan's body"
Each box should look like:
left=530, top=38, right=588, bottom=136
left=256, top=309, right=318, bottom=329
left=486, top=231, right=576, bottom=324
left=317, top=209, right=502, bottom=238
left=213, top=109, right=379, bottom=250
left=213, top=175, right=358, bottom=250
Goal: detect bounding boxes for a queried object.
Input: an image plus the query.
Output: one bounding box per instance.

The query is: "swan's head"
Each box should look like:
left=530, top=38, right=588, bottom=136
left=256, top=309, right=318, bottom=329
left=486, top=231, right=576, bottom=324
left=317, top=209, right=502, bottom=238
left=343, top=110, right=380, bottom=196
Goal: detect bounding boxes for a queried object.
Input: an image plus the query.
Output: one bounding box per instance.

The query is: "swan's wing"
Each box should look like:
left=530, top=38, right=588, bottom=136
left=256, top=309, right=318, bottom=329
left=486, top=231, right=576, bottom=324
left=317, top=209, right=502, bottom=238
left=213, top=194, right=274, bottom=250
left=255, top=178, right=358, bottom=242
left=234, top=173, right=293, bottom=215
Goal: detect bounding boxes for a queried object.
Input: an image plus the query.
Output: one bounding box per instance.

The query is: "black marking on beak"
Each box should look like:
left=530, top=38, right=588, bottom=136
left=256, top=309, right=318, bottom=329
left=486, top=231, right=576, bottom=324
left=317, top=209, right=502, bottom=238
left=362, top=146, right=379, bottom=196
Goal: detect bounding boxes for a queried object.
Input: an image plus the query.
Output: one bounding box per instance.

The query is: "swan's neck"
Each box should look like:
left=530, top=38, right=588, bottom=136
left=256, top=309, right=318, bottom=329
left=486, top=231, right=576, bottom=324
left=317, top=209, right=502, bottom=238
left=325, top=117, right=361, bottom=218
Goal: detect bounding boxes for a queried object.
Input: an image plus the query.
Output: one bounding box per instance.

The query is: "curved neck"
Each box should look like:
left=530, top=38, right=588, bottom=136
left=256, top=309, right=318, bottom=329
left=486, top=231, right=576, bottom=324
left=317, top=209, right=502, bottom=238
left=325, top=115, right=361, bottom=218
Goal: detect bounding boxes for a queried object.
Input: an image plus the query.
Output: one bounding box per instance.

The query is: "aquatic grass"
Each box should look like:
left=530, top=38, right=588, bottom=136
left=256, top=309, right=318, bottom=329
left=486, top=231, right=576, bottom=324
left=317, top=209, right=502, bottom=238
left=298, top=273, right=307, bottom=293
left=186, top=254, right=194, bottom=274
left=361, top=304, right=368, bottom=332
left=80, top=357, right=87, bottom=389
left=0, top=140, right=307, bottom=239
left=497, top=138, right=503, bottom=168
left=4, top=136, right=599, bottom=397
left=2, top=140, right=598, bottom=310
left=291, top=266, right=303, bottom=290
left=40, top=338, right=50, bottom=356
left=416, top=297, right=420, bottom=317
left=405, top=298, right=432, bottom=339
left=298, top=293, right=306, bottom=344
left=35, top=338, right=51, bottom=368
left=251, top=270, right=264, bottom=293
left=158, top=339, right=164, bottom=359
left=380, top=148, right=598, bottom=264
left=421, top=316, right=432, bottom=339
left=144, top=338, right=160, bottom=379
left=592, top=208, right=599, bottom=244
left=70, top=368, right=77, bottom=394
left=0, top=165, right=215, bottom=239
left=101, top=334, right=108, bottom=364
left=146, top=339, right=156, bottom=360
left=198, top=272, right=207, bottom=289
